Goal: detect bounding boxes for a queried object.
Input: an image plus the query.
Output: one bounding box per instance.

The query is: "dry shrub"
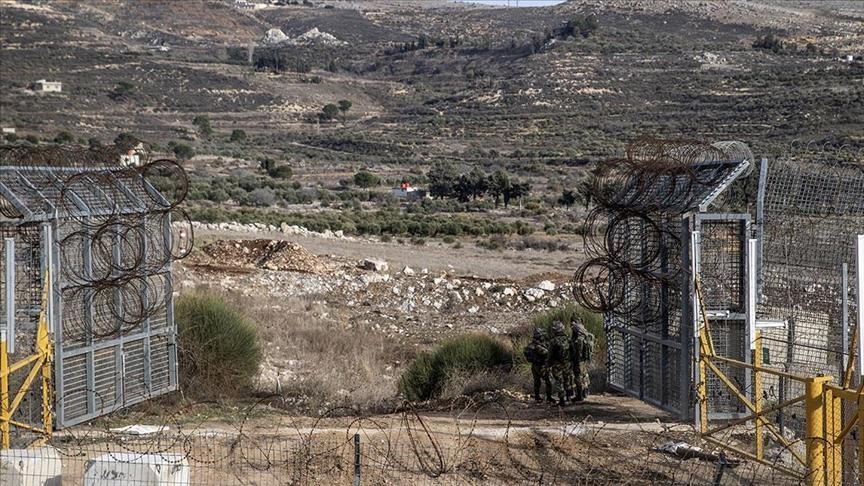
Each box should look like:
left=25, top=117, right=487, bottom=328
left=224, top=292, right=404, bottom=410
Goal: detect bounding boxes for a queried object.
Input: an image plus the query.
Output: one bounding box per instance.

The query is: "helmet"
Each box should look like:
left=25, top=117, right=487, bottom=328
left=533, top=328, right=545, bottom=340
left=551, top=321, right=565, bottom=334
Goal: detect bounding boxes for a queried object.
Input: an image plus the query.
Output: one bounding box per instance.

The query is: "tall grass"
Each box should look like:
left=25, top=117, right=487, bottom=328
left=175, top=292, right=262, bottom=398
left=399, top=334, right=514, bottom=401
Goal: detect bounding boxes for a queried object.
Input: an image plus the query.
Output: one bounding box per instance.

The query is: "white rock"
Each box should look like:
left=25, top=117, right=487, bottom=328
left=524, top=288, right=545, bottom=301
left=475, top=287, right=484, bottom=296
left=360, top=273, right=390, bottom=285
left=263, top=28, right=289, bottom=45
left=468, top=306, right=479, bottom=314
left=502, top=287, right=516, bottom=296
left=537, top=280, right=556, bottom=291
left=433, top=277, right=445, bottom=286
left=421, top=268, right=429, bottom=274
left=402, top=266, right=415, bottom=275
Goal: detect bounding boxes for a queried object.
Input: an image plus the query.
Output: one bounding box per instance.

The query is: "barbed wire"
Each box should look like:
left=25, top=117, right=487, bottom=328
left=19, top=391, right=803, bottom=485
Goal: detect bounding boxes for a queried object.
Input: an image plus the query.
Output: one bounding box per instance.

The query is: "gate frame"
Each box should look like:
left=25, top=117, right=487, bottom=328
left=684, top=212, right=752, bottom=424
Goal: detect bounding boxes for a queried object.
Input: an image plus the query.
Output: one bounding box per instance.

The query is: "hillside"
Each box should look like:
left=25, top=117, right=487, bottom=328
left=1, top=0, right=862, bottom=235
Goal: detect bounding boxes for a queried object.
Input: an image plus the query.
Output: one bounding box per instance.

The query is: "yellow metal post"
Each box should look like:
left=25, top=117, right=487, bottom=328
left=698, top=325, right=709, bottom=434
left=823, top=386, right=843, bottom=486
left=37, top=284, right=52, bottom=435
left=859, top=401, right=863, bottom=486
left=804, top=376, right=831, bottom=486
left=754, top=330, right=764, bottom=461
left=1, top=334, right=9, bottom=449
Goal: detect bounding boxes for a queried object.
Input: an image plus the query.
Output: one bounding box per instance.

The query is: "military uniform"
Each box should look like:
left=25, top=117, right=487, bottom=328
left=547, top=321, right=573, bottom=406
left=523, top=329, right=552, bottom=402
left=570, top=319, right=595, bottom=401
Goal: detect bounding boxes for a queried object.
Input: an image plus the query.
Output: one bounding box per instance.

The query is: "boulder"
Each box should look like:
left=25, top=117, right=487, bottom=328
left=524, top=288, right=545, bottom=302
left=263, top=28, right=289, bottom=45
left=537, top=280, right=556, bottom=291
left=361, top=258, right=388, bottom=272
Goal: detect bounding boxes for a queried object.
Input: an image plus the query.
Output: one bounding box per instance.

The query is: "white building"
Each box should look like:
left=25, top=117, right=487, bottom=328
left=392, top=183, right=427, bottom=201
left=32, top=80, right=62, bottom=93
left=119, top=143, right=146, bottom=167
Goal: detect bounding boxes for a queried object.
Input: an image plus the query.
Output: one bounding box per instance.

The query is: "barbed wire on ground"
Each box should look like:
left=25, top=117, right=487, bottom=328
left=0, top=391, right=802, bottom=485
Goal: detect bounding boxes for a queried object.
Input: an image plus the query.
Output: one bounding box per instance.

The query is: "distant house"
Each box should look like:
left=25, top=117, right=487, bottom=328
left=392, top=182, right=427, bottom=201
left=233, top=0, right=265, bottom=9
left=32, top=79, right=62, bottom=93
left=119, top=143, right=146, bottom=167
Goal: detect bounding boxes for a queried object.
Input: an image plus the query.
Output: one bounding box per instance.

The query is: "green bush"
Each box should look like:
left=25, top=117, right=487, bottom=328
left=175, top=292, right=262, bottom=398
left=399, top=334, right=513, bottom=401
left=54, top=131, right=74, bottom=144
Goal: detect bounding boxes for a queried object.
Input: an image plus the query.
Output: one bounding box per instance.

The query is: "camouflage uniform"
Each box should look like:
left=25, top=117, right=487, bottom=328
left=570, top=319, right=595, bottom=401
left=522, top=329, right=552, bottom=402
left=547, top=321, right=573, bottom=406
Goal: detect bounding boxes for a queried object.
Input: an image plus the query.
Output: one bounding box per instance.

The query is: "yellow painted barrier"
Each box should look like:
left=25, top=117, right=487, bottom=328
left=0, top=271, right=53, bottom=449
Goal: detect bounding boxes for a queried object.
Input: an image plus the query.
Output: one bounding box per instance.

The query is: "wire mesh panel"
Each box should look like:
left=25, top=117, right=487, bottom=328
left=696, top=217, right=749, bottom=418
left=756, top=152, right=863, bottom=479
left=0, top=224, right=47, bottom=448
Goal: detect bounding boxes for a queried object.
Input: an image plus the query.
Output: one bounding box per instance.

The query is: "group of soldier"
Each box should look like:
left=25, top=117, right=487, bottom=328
left=522, top=317, right=595, bottom=407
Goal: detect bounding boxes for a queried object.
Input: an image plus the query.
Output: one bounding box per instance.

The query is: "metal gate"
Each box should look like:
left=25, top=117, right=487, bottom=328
left=0, top=161, right=185, bottom=432
left=689, top=214, right=751, bottom=421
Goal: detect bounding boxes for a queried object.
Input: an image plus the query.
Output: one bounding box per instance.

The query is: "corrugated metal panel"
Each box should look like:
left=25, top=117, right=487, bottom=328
left=122, top=338, right=147, bottom=403
left=150, top=334, right=171, bottom=393
left=61, top=354, right=88, bottom=422
left=93, top=347, right=118, bottom=413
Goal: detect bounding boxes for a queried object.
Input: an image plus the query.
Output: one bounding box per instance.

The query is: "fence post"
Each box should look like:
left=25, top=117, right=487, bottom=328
left=823, top=386, right=842, bottom=486
left=354, top=433, right=361, bottom=486
left=804, top=376, right=831, bottom=486
left=754, top=330, right=763, bottom=461
left=1, top=330, right=8, bottom=449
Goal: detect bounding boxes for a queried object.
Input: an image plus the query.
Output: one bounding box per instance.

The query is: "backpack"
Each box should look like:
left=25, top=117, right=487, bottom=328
left=579, top=331, right=595, bottom=362
left=523, top=342, right=547, bottom=365
left=549, top=335, right=569, bottom=363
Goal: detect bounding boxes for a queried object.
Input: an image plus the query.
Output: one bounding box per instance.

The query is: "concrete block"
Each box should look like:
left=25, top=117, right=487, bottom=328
left=0, top=447, right=62, bottom=486
left=83, top=453, right=188, bottom=486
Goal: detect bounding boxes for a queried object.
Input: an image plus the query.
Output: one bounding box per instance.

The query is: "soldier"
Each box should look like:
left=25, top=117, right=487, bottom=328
left=570, top=317, right=596, bottom=401
left=523, top=328, right=552, bottom=402
left=547, top=320, right=573, bottom=406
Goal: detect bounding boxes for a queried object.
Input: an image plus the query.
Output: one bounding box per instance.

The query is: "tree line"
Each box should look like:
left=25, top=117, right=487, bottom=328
left=427, top=163, right=529, bottom=208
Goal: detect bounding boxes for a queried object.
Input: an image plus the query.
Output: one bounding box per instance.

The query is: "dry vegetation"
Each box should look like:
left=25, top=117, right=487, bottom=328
left=221, top=290, right=409, bottom=411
